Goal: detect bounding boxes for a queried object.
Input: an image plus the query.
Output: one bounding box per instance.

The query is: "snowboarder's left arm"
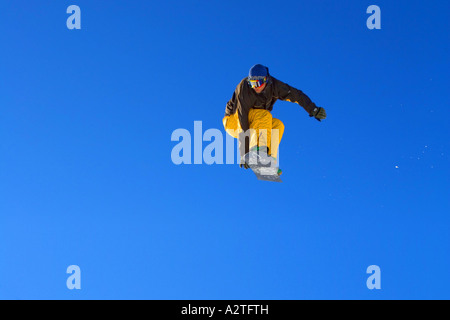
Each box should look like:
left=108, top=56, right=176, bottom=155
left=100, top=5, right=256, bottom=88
left=273, top=78, right=326, bottom=120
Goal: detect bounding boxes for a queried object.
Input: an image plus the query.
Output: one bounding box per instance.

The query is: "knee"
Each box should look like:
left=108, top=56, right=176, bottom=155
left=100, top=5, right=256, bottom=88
left=222, top=115, right=229, bottom=130
left=273, top=119, right=284, bottom=131
left=249, top=108, right=272, bottom=121
left=223, top=114, right=240, bottom=138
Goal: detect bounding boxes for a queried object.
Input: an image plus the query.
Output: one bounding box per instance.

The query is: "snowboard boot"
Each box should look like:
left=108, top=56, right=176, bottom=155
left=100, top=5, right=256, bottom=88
left=252, top=146, right=281, bottom=174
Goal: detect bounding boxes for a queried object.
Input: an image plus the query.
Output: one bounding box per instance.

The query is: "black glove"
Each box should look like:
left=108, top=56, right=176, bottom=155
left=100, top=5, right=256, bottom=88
left=310, top=107, right=327, bottom=121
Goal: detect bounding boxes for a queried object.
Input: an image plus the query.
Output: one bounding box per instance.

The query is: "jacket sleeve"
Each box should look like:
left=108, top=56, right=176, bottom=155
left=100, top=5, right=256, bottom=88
left=225, top=91, right=237, bottom=116
left=273, top=78, right=318, bottom=116
left=224, top=79, right=254, bottom=156
left=225, top=79, right=254, bottom=132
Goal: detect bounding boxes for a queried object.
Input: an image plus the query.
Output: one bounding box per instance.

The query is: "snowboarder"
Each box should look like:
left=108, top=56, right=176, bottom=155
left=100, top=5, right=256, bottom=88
left=223, top=64, right=327, bottom=173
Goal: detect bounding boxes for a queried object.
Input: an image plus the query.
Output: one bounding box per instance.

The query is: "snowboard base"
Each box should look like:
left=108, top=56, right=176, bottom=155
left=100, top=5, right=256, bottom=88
left=243, top=151, right=282, bottom=183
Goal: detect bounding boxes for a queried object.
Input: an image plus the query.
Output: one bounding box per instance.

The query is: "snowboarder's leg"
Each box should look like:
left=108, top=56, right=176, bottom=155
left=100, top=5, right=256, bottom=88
left=270, top=117, right=285, bottom=161
left=248, top=109, right=273, bottom=152
left=222, top=114, right=240, bottom=138
left=223, top=111, right=283, bottom=171
left=247, top=110, right=285, bottom=161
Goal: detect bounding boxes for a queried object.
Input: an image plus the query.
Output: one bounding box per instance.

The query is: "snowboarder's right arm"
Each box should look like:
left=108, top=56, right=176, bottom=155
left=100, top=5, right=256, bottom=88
left=224, top=79, right=254, bottom=155
left=224, top=79, right=254, bottom=131
left=225, top=91, right=237, bottom=117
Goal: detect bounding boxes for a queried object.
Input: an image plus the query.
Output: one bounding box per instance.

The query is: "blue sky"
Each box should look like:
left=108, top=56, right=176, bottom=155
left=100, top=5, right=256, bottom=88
left=0, top=0, right=449, bottom=299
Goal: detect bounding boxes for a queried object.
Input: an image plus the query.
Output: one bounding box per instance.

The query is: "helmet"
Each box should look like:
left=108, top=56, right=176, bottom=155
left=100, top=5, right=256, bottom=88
left=248, top=64, right=269, bottom=88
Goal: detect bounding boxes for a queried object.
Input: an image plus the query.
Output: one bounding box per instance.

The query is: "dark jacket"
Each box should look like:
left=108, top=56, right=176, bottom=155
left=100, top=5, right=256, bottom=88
left=225, top=76, right=318, bottom=133
left=225, top=75, right=316, bottom=156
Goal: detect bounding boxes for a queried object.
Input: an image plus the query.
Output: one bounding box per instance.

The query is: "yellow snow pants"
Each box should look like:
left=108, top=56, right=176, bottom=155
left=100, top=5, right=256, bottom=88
left=222, top=109, right=284, bottom=160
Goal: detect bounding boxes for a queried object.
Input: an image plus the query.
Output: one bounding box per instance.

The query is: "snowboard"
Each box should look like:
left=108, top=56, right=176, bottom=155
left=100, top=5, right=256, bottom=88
left=243, top=150, right=282, bottom=183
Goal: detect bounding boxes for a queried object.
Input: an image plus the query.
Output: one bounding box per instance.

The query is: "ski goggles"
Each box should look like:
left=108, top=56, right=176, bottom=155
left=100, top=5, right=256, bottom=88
left=248, top=76, right=268, bottom=88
